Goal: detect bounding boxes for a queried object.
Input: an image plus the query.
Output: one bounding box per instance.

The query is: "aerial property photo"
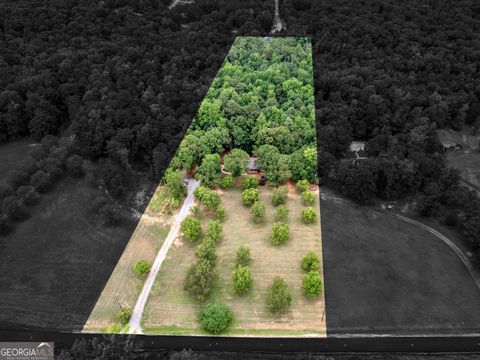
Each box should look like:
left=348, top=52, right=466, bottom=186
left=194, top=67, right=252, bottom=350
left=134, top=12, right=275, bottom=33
left=3, top=0, right=480, bottom=355
left=84, top=37, right=326, bottom=336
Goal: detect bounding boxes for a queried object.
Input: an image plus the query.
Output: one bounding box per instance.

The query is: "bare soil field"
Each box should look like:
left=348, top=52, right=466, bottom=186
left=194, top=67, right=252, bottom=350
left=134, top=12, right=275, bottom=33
left=142, top=185, right=326, bottom=336
left=0, top=177, right=137, bottom=331
left=83, top=185, right=171, bottom=332
left=320, top=189, right=480, bottom=336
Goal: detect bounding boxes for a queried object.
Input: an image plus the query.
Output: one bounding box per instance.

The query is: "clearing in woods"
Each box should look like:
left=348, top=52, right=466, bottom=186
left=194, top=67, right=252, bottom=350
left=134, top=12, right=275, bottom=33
left=142, top=185, right=325, bottom=336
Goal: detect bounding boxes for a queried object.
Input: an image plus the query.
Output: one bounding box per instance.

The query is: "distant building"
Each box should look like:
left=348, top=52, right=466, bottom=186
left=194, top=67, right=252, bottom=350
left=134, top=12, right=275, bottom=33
left=441, top=140, right=461, bottom=151
left=348, top=141, right=368, bottom=161
left=247, top=157, right=258, bottom=173
left=349, top=141, right=366, bottom=152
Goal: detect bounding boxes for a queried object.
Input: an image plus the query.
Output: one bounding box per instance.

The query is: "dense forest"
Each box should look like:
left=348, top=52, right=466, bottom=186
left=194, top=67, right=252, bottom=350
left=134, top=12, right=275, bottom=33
left=171, top=37, right=318, bottom=185
left=0, top=0, right=480, bottom=261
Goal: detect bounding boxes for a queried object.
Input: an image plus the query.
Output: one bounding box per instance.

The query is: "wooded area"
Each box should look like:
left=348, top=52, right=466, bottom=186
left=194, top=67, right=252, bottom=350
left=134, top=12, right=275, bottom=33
left=1, top=0, right=480, bottom=262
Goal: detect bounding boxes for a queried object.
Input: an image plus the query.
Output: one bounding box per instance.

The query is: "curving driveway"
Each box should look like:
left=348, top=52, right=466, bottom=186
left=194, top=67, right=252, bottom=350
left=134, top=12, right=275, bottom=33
left=129, top=178, right=200, bottom=334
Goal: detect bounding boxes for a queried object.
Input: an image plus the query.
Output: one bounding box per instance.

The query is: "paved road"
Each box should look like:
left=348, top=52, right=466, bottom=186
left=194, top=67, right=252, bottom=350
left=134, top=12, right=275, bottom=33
left=129, top=178, right=200, bottom=334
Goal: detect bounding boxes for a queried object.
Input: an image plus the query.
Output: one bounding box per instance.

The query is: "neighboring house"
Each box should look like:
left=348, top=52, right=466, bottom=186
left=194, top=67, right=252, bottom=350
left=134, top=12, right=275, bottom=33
left=247, top=157, right=258, bottom=173
left=441, top=140, right=462, bottom=151
left=349, top=141, right=366, bottom=152
left=348, top=141, right=368, bottom=160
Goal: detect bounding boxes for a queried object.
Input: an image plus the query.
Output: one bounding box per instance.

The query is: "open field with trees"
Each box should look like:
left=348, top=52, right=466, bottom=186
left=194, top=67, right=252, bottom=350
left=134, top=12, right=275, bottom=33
left=83, top=184, right=172, bottom=333
left=142, top=184, right=325, bottom=335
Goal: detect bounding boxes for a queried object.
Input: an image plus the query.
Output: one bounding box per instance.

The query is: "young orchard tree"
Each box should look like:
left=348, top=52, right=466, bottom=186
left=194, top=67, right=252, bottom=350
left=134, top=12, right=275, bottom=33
left=301, top=190, right=315, bottom=205
left=251, top=200, right=266, bottom=223
left=199, top=302, right=234, bottom=334
left=183, top=259, right=217, bottom=303
left=275, top=204, right=289, bottom=221
left=206, top=219, right=223, bottom=242
left=266, top=277, right=292, bottom=314
left=241, top=176, right=259, bottom=190
left=271, top=222, right=290, bottom=245
left=272, top=187, right=288, bottom=206
left=133, top=259, right=151, bottom=277
left=196, top=237, right=217, bottom=265
left=223, top=149, right=249, bottom=178
left=302, top=270, right=323, bottom=299
left=220, top=176, right=235, bottom=189
left=242, top=188, right=259, bottom=206
left=117, top=307, right=133, bottom=325
left=302, top=207, right=317, bottom=224
left=236, top=245, right=250, bottom=266
left=181, top=216, right=202, bottom=242
left=232, top=265, right=253, bottom=295
left=296, top=179, right=309, bottom=193
left=301, top=252, right=320, bottom=272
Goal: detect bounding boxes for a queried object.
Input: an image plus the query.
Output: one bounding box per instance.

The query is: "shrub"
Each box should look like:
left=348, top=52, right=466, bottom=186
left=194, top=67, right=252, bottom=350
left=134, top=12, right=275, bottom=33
left=232, top=265, right=252, bottom=295
left=206, top=219, right=223, bottom=241
left=184, top=259, right=216, bottom=303
left=301, top=190, right=315, bottom=205
left=241, top=176, right=259, bottom=190
left=241, top=188, right=259, bottom=206
left=266, top=277, right=292, bottom=314
left=302, top=207, right=317, bottom=224
left=16, top=185, right=40, bottom=206
left=275, top=205, right=289, bottom=222
left=133, top=260, right=151, bottom=277
left=272, top=187, right=288, bottom=206
left=250, top=200, right=266, bottom=223
left=30, top=170, right=50, bottom=193
left=66, top=154, right=85, bottom=177
left=271, top=222, right=289, bottom=245
left=191, top=205, right=201, bottom=217
left=199, top=302, right=234, bottom=334
left=202, top=190, right=220, bottom=210
left=296, top=180, right=309, bottom=193
left=195, top=186, right=220, bottom=210
left=2, top=196, right=28, bottom=221
left=301, top=252, right=320, bottom=272
left=196, top=237, right=217, bottom=264
left=181, top=216, right=202, bottom=241
left=215, top=205, right=225, bottom=221
left=220, top=176, right=235, bottom=189
left=302, top=271, right=323, bottom=299
left=236, top=245, right=250, bottom=266
left=117, top=307, right=133, bottom=325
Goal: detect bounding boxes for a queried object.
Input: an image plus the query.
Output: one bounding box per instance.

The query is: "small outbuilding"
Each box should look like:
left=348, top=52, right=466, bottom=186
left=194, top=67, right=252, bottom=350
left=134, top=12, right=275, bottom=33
left=247, top=157, right=258, bottom=173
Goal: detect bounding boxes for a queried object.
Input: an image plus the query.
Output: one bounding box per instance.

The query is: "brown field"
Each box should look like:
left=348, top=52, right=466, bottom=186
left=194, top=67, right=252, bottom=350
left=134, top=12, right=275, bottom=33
left=83, top=185, right=172, bottom=332
left=142, top=184, right=326, bottom=336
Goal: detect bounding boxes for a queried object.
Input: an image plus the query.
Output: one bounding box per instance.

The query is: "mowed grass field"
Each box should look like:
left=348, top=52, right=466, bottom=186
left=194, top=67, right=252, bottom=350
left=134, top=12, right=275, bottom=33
left=83, top=185, right=172, bottom=332
left=0, top=177, right=135, bottom=331
left=320, top=189, right=480, bottom=335
left=142, top=185, right=326, bottom=336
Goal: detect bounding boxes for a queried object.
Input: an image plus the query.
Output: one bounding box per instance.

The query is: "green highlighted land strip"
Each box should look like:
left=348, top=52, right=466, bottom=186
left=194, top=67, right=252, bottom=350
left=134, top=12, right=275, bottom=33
left=84, top=37, right=325, bottom=336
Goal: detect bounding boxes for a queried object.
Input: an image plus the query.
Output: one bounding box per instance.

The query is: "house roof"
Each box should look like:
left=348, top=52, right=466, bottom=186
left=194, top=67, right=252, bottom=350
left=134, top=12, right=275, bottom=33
left=248, top=157, right=258, bottom=170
